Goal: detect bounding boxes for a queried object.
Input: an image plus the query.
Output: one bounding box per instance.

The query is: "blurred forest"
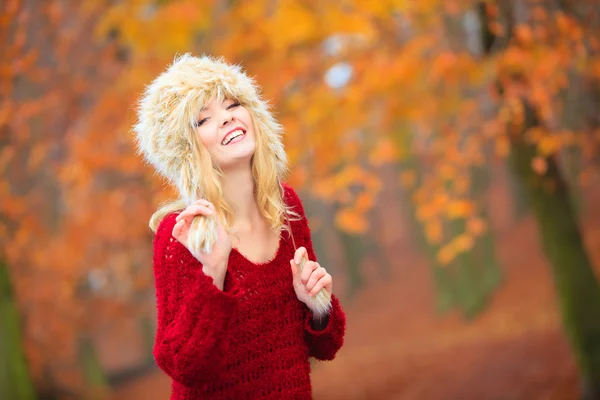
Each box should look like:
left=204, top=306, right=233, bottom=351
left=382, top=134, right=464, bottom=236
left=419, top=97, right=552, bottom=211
left=3, top=0, right=600, bottom=399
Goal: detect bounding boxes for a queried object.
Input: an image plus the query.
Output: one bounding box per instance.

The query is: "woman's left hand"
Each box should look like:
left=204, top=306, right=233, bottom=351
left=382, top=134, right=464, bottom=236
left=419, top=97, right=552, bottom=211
left=290, top=247, right=333, bottom=307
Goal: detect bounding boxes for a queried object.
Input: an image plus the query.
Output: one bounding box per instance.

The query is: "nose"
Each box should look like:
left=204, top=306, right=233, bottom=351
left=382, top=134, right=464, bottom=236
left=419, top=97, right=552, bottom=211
left=220, top=111, right=234, bottom=128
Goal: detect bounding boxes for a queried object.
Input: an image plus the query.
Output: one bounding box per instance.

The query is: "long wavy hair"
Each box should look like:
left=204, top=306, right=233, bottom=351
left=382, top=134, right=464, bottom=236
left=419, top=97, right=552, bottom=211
left=133, top=54, right=299, bottom=251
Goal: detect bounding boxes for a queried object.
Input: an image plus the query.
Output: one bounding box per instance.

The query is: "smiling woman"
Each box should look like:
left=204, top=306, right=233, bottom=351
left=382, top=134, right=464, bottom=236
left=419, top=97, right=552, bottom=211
left=194, top=98, right=255, bottom=170
left=132, top=54, right=346, bottom=400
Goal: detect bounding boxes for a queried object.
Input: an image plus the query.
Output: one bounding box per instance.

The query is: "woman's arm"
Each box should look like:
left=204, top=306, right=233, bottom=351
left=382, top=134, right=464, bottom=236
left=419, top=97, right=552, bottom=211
left=152, top=214, right=241, bottom=388
left=284, top=184, right=347, bottom=360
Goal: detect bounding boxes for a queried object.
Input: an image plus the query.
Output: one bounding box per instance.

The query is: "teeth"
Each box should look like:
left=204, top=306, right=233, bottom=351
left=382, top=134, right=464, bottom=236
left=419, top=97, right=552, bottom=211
left=222, top=129, right=244, bottom=145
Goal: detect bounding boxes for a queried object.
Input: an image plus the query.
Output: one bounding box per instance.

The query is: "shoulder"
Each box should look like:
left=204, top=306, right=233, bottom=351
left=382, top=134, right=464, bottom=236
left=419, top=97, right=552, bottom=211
left=152, top=212, right=184, bottom=260
left=282, top=182, right=306, bottom=216
left=282, top=182, right=303, bottom=207
left=155, top=212, right=180, bottom=242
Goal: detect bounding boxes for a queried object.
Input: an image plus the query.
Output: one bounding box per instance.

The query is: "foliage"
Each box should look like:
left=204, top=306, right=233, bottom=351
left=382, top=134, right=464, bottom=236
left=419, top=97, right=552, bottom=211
left=3, top=0, right=600, bottom=396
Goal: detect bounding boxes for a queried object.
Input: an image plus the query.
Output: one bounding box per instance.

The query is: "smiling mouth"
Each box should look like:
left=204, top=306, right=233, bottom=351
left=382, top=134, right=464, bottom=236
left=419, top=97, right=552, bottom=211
left=221, top=128, right=246, bottom=146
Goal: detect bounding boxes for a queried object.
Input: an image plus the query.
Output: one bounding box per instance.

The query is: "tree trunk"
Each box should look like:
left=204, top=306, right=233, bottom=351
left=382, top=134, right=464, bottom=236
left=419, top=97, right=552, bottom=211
left=78, top=336, right=109, bottom=400
left=0, top=258, right=37, bottom=400
left=510, top=106, right=600, bottom=400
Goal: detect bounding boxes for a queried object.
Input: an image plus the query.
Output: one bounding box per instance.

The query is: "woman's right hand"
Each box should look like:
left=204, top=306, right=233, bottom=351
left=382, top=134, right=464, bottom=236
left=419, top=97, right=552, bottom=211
left=172, top=199, right=231, bottom=290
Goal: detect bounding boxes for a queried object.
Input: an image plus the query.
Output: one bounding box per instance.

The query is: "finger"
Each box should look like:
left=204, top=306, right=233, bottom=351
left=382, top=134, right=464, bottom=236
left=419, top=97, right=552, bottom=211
left=309, top=274, right=332, bottom=297
left=176, top=205, right=213, bottom=222
left=290, top=260, right=302, bottom=285
left=301, top=261, right=318, bottom=284
left=193, top=199, right=216, bottom=212
left=294, top=246, right=308, bottom=265
left=186, top=204, right=214, bottom=216
left=172, top=219, right=185, bottom=239
left=305, top=267, right=326, bottom=293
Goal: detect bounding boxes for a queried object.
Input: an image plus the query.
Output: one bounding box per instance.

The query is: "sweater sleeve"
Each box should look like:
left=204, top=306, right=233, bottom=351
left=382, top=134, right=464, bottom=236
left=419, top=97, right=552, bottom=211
left=152, top=213, right=242, bottom=388
left=284, top=184, right=347, bottom=361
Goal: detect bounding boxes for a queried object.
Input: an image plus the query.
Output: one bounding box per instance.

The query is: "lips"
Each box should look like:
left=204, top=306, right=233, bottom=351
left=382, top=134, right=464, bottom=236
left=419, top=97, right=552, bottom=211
left=221, top=128, right=246, bottom=146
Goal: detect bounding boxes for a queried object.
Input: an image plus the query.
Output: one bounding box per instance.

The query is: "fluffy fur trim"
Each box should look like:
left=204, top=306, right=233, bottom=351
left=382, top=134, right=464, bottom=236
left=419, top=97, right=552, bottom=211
left=133, top=53, right=287, bottom=201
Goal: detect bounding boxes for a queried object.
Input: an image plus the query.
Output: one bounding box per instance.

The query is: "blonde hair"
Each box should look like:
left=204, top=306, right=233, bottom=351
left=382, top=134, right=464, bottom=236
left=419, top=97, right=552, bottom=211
left=133, top=54, right=297, bottom=244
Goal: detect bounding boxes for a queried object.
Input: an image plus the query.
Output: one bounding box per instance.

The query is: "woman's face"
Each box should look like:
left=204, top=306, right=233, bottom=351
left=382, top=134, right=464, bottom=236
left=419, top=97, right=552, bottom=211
left=195, top=98, right=256, bottom=170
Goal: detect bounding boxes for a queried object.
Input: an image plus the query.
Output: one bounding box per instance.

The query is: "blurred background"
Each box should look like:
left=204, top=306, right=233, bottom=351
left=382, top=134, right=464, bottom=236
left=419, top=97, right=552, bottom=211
left=2, top=0, right=600, bottom=399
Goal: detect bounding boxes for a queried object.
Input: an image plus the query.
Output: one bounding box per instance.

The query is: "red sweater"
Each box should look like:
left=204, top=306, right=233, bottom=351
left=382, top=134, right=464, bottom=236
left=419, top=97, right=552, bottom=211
left=152, top=184, right=346, bottom=399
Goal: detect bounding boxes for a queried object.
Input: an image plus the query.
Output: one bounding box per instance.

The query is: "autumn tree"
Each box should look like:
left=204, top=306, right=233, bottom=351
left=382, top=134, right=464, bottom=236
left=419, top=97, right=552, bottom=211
left=6, top=0, right=600, bottom=398
left=1, top=1, right=157, bottom=397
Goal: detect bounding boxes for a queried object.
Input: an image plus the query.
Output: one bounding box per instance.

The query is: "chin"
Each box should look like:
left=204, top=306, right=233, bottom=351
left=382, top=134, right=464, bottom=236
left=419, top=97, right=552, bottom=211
left=219, top=153, right=255, bottom=171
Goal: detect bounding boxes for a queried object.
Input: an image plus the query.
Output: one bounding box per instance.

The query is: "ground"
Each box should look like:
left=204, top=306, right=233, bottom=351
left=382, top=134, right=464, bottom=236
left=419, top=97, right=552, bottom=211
left=112, top=179, right=600, bottom=400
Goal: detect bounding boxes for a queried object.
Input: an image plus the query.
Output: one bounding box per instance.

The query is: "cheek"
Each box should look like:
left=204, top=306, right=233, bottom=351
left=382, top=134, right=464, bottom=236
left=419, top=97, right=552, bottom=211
left=238, top=107, right=254, bottom=127
left=196, top=127, right=217, bottom=149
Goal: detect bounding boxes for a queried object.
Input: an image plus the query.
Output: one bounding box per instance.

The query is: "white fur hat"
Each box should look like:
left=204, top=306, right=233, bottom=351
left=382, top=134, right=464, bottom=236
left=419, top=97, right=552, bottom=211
left=133, top=53, right=287, bottom=202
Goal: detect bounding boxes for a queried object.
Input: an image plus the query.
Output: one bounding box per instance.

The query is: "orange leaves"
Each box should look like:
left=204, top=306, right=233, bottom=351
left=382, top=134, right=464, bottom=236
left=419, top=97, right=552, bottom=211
left=369, top=138, right=400, bottom=166
left=466, top=217, right=487, bottom=236
left=514, top=24, right=534, bottom=46
left=495, top=135, right=511, bottom=157
left=555, top=11, right=582, bottom=42
left=399, top=169, right=417, bottom=189
left=27, top=143, right=48, bottom=172
left=266, top=0, right=318, bottom=52
left=446, top=200, right=474, bottom=219
left=436, top=232, right=477, bottom=266
left=355, top=191, right=375, bottom=212
left=99, top=0, right=210, bottom=56
left=425, top=219, right=443, bottom=244
left=536, top=136, right=560, bottom=157
left=335, top=207, right=368, bottom=234
left=531, top=156, right=548, bottom=175
left=354, top=0, right=408, bottom=19
left=313, top=164, right=381, bottom=234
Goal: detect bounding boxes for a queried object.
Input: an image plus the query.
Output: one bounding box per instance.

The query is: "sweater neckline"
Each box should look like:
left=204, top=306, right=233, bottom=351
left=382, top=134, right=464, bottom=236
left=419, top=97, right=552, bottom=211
left=230, top=230, right=286, bottom=267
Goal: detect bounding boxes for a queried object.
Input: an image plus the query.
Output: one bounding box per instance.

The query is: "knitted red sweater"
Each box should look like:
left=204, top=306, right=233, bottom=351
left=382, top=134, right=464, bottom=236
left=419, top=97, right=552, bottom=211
left=152, top=184, right=346, bottom=400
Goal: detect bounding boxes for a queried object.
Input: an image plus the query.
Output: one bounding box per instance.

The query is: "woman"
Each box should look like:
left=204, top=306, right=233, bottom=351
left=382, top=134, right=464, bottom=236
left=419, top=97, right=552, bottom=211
left=133, top=54, right=346, bottom=399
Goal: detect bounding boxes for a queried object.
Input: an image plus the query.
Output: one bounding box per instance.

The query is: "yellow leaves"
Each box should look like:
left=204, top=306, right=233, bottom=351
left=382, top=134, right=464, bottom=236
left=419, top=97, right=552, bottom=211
left=320, top=5, right=376, bottom=39
left=98, top=1, right=210, bottom=56
left=267, top=0, right=317, bottom=51
left=354, top=0, right=408, bottom=19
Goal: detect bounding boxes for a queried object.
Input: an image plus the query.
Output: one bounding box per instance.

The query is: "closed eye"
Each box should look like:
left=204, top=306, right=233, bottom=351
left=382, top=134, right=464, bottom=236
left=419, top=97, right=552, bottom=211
left=195, top=117, right=209, bottom=127
left=227, top=101, right=241, bottom=110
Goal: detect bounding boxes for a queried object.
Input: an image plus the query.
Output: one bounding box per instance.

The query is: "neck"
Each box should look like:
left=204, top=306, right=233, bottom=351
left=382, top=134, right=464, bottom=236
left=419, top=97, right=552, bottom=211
left=222, top=165, right=263, bottom=232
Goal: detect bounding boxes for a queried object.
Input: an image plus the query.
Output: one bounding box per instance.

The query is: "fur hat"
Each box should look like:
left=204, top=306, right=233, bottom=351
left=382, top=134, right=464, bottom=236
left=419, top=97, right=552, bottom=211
left=133, top=53, right=288, bottom=202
